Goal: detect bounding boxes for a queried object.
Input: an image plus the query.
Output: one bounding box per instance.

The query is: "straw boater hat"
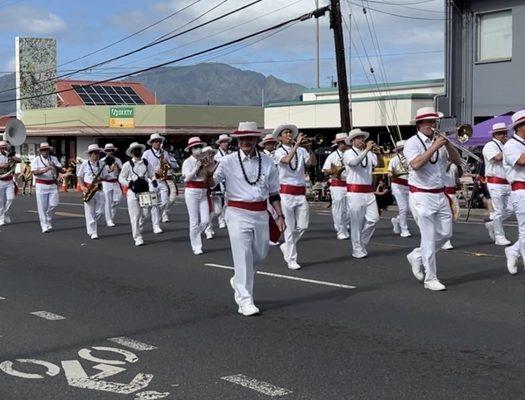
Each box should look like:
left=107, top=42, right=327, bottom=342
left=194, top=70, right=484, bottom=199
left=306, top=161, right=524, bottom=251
left=185, top=136, right=207, bottom=152
left=147, top=133, right=165, bottom=145
left=84, top=144, right=103, bottom=154
left=103, top=143, right=118, bottom=151
left=331, top=132, right=348, bottom=146
left=231, top=121, right=263, bottom=138
left=395, top=140, right=406, bottom=149
left=509, top=109, right=525, bottom=131
left=125, top=142, right=146, bottom=157
left=490, top=122, right=508, bottom=135
left=202, top=146, right=216, bottom=153
left=0, top=141, right=9, bottom=148
left=272, top=123, right=299, bottom=140
left=215, top=134, right=231, bottom=145
left=38, top=142, right=53, bottom=151
left=258, top=133, right=278, bottom=148
left=346, top=128, right=370, bottom=143
left=411, top=107, right=444, bottom=124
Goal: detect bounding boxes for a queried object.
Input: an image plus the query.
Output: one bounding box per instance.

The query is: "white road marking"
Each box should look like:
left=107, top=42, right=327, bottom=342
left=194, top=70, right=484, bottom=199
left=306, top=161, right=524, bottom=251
left=78, top=346, right=138, bottom=365
left=107, top=337, right=157, bottom=351
left=204, top=263, right=356, bottom=289
left=221, top=374, right=292, bottom=397
left=30, top=311, right=66, bottom=320
left=134, top=391, right=171, bottom=400
left=0, top=359, right=60, bottom=379
left=0, top=297, right=5, bottom=300
left=27, top=210, right=83, bottom=217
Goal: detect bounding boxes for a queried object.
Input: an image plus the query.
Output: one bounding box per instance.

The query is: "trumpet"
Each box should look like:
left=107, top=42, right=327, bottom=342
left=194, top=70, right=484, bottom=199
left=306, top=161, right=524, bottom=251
left=297, top=134, right=324, bottom=147
left=431, top=124, right=482, bottom=163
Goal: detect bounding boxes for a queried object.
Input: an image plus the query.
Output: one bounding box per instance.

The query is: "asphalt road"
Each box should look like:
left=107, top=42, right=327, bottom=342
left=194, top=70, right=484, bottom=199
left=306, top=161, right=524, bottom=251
left=0, top=192, right=524, bottom=400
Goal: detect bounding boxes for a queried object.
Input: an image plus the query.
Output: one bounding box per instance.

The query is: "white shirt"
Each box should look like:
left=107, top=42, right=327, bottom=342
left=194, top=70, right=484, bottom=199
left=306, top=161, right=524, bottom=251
left=77, top=160, right=107, bottom=185
left=214, top=150, right=279, bottom=202
left=100, top=156, right=123, bottom=180
left=181, top=155, right=205, bottom=182
left=214, top=148, right=230, bottom=162
left=323, top=149, right=347, bottom=181
left=482, top=139, right=507, bottom=179
left=343, top=147, right=377, bottom=185
left=143, top=148, right=178, bottom=176
left=503, top=135, right=525, bottom=184
left=0, top=153, right=13, bottom=179
left=274, top=144, right=309, bottom=186
left=404, top=131, right=448, bottom=190
left=31, top=155, right=61, bottom=181
left=388, top=155, right=408, bottom=179
left=444, top=163, right=458, bottom=188
left=119, top=158, right=155, bottom=187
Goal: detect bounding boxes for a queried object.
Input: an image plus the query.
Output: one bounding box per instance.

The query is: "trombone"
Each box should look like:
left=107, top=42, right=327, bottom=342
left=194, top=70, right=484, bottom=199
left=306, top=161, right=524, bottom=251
left=431, top=124, right=482, bottom=163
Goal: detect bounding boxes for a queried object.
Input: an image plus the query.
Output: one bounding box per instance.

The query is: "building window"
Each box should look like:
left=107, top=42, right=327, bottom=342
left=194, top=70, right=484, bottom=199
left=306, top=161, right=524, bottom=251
left=476, top=10, right=512, bottom=62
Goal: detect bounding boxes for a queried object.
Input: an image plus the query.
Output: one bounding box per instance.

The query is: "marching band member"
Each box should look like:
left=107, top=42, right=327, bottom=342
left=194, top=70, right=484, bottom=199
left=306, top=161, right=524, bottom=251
left=343, top=128, right=381, bottom=258
left=206, top=134, right=231, bottom=234
left=441, top=161, right=462, bottom=250
left=100, top=143, right=122, bottom=227
left=259, top=134, right=278, bottom=157
left=21, top=159, right=32, bottom=195
left=31, top=142, right=63, bottom=233
left=181, top=136, right=210, bottom=255
left=388, top=141, right=411, bottom=237
left=483, top=122, right=512, bottom=246
left=502, top=110, right=525, bottom=275
left=210, top=121, right=284, bottom=316
left=273, top=124, right=316, bottom=270
left=77, top=144, right=108, bottom=239
left=119, top=142, right=158, bottom=246
left=0, top=140, right=20, bottom=226
left=143, top=133, right=178, bottom=224
left=322, top=132, right=349, bottom=240
left=204, top=146, right=219, bottom=239
left=404, top=107, right=462, bottom=291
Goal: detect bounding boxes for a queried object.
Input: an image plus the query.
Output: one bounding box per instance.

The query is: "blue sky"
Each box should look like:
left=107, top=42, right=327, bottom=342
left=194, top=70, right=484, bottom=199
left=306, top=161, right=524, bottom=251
left=0, top=0, right=445, bottom=88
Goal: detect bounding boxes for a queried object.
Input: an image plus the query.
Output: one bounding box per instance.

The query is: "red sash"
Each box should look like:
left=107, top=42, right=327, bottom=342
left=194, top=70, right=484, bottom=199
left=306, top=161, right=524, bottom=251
left=280, top=184, right=306, bottom=195
left=445, top=187, right=456, bottom=195
left=330, top=179, right=346, bottom=187
left=409, top=185, right=444, bottom=194
left=101, top=179, right=119, bottom=183
left=346, top=184, right=373, bottom=193
left=186, top=181, right=207, bottom=189
left=227, top=200, right=281, bottom=242
left=36, top=179, right=56, bottom=185
left=486, top=176, right=509, bottom=184
left=511, top=181, right=525, bottom=191
left=392, top=178, right=408, bottom=186
left=0, top=175, right=13, bottom=181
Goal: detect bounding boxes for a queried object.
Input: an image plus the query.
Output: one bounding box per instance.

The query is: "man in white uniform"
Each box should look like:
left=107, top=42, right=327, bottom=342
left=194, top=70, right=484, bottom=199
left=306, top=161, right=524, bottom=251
left=181, top=136, right=210, bottom=255
left=77, top=144, right=108, bottom=239
left=259, top=134, right=278, bottom=157
left=31, top=142, right=63, bottom=233
left=211, top=121, right=285, bottom=316
left=100, top=143, right=123, bottom=227
left=404, top=107, right=462, bottom=291
left=143, top=133, right=178, bottom=224
left=343, top=128, right=380, bottom=258
left=322, top=132, right=349, bottom=240
left=273, top=124, right=316, bottom=270
left=483, top=122, right=512, bottom=246
left=119, top=142, right=159, bottom=246
left=388, top=141, right=411, bottom=237
left=0, top=140, right=19, bottom=226
left=502, top=110, right=525, bottom=275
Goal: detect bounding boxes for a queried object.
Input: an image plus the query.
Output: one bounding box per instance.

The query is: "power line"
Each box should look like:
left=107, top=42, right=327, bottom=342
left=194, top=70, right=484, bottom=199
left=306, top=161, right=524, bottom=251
left=347, top=0, right=445, bottom=20
left=1, top=5, right=329, bottom=104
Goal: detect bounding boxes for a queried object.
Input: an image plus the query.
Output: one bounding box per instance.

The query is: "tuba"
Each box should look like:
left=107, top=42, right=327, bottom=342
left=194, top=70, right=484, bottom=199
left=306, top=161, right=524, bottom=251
left=0, top=118, right=26, bottom=175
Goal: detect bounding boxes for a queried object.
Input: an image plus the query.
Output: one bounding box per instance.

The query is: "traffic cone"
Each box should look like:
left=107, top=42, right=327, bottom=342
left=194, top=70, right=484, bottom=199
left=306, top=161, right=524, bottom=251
left=59, top=178, right=68, bottom=192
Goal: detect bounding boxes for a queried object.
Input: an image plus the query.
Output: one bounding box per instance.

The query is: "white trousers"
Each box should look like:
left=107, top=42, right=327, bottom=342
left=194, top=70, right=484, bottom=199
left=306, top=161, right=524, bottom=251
left=347, top=192, right=379, bottom=257
left=155, top=180, right=172, bottom=219
left=409, top=192, right=452, bottom=282
left=391, top=183, right=410, bottom=232
left=281, top=194, right=309, bottom=263
left=330, top=186, right=348, bottom=236
left=506, top=190, right=525, bottom=261
left=102, top=181, right=122, bottom=225
left=126, top=191, right=160, bottom=242
left=206, top=194, right=226, bottom=234
left=35, top=183, right=59, bottom=231
left=0, top=180, right=15, bottom=224
left=184, top=188, right=210, bottom=252
left=487, top=183, right=513, bottom=241
left=226, top=207, right=269, bottom=307
left=83, top=191, right=104, bottom=236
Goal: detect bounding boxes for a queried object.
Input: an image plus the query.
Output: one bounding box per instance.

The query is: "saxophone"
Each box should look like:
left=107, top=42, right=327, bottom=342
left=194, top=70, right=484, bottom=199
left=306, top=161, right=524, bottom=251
left=157, top=152, right=171, bottom=180
left=0, top=157, right=16, bottom=175
left=82, top=164, right=104, bottom=202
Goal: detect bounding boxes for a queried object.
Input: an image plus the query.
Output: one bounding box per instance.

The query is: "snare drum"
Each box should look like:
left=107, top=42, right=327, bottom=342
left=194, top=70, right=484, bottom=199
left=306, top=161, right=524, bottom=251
left=138, top=191, right=158, bottom=208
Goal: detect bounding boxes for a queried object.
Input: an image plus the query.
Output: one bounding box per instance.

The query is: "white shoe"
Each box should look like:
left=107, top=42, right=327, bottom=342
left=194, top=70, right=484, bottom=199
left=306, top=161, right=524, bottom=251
left=336, top=233, right=347, bottom=240
left=407, top=252, right=424, bottom=282
left=230, top=277, right=241, bottom=304
left=442, top=240, right=453, bottom=250
left=505, top=247, right=518, bottom=275
left=0, top=220, right=5, bottom=226
left=135, top=238, right=144, bottom=246
left=279, top=243, right=289, bottom=264
left=485, top=221, right=495, bottom=241
left=42, top=228, right=50, bottom=233
left=400, top=230, right=411, bottom=238
left=391, top=217, right=400, bottom=234
left=153, top=227, right=163, bottom=234
left=219, top=221, right=226, bottom=229
left=47, top=224, right=53, bottom=231
left=90, top=233, right=99, bottom=240
left=287, top=261, right=302, bottom=270
left=107, top=222, right=116, bottom=227
left=424, top=279, right=446, bottom=291
left=269, top=241, right=279, bottom=246
left=4, top=216, right=11, bottom=224
left=161, top=215, right=169, bottom=223
left=205, top=231, right=214, bottom=240
left=238, top=303, right=260, bottom=316
left=193, top=249, right=203, bottom=255
left=352, top=252, right=367, bottom=259
left=495, top=238, right=512, bottom=246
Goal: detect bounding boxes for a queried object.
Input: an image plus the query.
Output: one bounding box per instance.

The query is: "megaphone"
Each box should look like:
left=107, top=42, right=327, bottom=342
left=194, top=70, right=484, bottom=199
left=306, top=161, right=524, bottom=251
left=2, top=118, right=26, bottom=147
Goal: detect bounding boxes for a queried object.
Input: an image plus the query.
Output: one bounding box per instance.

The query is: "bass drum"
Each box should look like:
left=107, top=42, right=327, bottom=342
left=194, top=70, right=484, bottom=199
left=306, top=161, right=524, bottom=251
left=138, top=191, right=158, bottom=208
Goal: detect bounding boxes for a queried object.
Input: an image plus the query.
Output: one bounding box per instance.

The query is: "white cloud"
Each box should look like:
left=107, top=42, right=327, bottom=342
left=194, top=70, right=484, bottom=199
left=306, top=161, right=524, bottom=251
left=1, top=5, right=67, bottom=34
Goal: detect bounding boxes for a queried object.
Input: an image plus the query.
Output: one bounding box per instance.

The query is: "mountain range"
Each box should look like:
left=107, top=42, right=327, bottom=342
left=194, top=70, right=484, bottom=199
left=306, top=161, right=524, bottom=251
left=0, top=63, right=305, bottom=116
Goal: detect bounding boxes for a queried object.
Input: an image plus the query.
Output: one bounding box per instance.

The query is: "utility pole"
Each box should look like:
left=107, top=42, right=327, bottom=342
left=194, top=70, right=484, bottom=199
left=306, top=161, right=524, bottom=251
left=348, top=13, right=352, bottom=129
left=329, top=0, right=351, bottom=132
left=315, top=0, right=320, bottom=88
